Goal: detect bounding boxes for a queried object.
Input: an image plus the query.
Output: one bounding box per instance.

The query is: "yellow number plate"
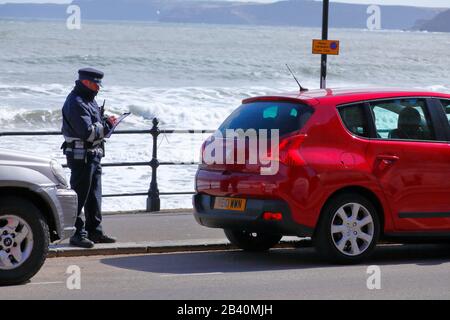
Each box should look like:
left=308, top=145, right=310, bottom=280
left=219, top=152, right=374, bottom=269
left=214, top=197, right=247, bottom=211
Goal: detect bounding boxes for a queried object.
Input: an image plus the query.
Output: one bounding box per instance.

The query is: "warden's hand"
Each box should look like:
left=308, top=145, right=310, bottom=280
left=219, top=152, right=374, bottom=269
left=106, top=115, right=118, bottom=127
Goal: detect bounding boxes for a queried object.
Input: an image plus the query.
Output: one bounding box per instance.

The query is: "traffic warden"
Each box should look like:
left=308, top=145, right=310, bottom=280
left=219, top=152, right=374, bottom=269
left=62, top=68, right=117, bottom=248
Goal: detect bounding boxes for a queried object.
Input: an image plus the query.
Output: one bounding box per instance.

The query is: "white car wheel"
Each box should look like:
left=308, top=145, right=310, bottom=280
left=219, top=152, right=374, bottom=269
left=0, top=215, right=34, bottom=270
left=330, top=203, right=375, bottom=257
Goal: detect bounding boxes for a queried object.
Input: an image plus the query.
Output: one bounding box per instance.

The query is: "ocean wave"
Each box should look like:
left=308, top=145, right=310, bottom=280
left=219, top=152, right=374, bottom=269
left=5, top=55, right=157, bottom=67
left=0, top=83, right=67, bottom=98
left=0, top=82, right=448, bottom=131
left=0, top=84, right=284, bottom=130
left=0, top=108, right=62, bottom=129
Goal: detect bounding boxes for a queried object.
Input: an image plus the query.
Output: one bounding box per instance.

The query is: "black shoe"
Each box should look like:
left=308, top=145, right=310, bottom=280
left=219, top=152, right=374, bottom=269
left=89, top=234, right=117, bottom=244
left=70, top=235, right=95, bottom=249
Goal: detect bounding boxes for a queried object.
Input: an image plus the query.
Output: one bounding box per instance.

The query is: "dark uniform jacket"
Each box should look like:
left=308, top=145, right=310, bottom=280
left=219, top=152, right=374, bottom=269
left=62, top=81, right=113, bottom=157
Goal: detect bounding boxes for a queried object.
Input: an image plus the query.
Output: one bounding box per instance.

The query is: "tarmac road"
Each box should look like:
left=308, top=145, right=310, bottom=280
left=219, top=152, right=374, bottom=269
left=2, top=243, right=450, bottom=300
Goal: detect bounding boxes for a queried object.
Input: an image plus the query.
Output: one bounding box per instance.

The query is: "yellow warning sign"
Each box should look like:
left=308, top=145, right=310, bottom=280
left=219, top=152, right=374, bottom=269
left=312, top=39, right=340, bottom=55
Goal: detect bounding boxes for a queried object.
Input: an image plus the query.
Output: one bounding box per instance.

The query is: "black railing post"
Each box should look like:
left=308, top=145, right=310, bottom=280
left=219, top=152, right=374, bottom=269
left=147, top=117, right=161, bottom=212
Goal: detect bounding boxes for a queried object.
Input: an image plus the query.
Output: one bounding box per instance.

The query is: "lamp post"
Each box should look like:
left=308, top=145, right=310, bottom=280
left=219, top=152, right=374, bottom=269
left=320, top=0, right=330, bottom=89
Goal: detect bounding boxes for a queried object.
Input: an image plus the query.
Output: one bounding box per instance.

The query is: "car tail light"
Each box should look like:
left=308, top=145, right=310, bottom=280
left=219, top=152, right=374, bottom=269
left=200, top=140, right=207, bottom=164
left=200, top=136, right=215, bottom=164
left=263, top=134, right=307, bottom=167
left=263, top=212, right=283, bottom=221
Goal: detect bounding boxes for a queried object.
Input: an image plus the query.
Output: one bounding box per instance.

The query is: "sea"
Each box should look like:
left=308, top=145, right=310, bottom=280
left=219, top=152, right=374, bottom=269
left=0, top=19, right=449, bottom=211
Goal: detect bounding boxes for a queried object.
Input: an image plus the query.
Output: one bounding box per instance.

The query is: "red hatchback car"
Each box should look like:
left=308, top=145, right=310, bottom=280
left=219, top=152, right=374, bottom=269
left=194, top=88, right=450, bottom=263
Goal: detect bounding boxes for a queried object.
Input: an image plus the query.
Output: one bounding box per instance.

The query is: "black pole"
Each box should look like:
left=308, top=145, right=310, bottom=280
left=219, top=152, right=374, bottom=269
left=320, top=0, right=329, bottom=89
left=147, top=117, right=161, bottom=212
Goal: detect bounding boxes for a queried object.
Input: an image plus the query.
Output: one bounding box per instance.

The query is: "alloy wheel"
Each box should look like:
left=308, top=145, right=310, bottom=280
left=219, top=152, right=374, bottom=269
left=330, top=203, right=375, bottom=257
left=0, top=215, right=34, bottom=270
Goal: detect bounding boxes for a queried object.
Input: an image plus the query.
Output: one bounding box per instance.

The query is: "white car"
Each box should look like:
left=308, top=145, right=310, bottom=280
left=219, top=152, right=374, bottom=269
left=0, top=149, right=77, bottom=285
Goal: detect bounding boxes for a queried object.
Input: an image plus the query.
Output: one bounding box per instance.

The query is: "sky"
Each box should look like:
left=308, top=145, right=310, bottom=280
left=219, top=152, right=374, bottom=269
left=0, top=0, right=449, bottom=8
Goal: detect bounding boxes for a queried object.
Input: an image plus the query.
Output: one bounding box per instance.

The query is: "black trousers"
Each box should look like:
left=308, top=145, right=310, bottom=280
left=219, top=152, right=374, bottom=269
left=67, top=153, right=103, bottom=238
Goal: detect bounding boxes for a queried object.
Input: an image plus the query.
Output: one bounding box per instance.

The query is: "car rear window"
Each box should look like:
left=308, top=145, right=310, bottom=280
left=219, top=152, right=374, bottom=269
left=218, top=101, right=313, bottom=136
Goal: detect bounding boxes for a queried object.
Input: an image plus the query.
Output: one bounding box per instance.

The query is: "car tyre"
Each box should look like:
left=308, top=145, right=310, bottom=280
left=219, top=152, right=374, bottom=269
left=314, top=193, right=380, bottom=264
left=0, top=196, right=49, bottom=286
left=224, top=229, right=282, bottom=252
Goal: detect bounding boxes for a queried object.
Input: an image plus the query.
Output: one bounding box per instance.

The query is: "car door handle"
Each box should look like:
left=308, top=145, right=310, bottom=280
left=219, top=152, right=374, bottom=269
left=376, top=155, right=400, bottom=164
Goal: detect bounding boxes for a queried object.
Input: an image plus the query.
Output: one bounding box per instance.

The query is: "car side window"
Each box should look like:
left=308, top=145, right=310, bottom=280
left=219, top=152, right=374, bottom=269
left=370, top=99, right=435, bottom=141
left=440, top=100, right=450, bottom=125
left=338, top=104, right=370, bottom=138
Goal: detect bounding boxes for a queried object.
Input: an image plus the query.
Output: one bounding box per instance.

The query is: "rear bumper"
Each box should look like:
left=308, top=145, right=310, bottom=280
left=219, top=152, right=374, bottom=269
left=193, top=194, right=313, bottom=237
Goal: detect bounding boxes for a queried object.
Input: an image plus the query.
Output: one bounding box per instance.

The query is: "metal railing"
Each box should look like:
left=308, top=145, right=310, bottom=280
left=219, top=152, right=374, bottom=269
left=0, top=118, right=215, bottom=212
